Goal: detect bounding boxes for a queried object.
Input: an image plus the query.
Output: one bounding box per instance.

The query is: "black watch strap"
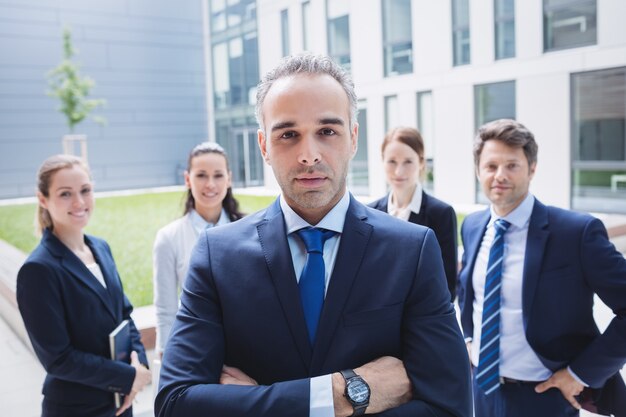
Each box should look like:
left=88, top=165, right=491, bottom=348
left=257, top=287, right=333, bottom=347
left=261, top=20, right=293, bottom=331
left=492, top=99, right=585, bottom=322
left=340, top=369, right=358, bottom=380
left=340, top=369, right=368, bottom=417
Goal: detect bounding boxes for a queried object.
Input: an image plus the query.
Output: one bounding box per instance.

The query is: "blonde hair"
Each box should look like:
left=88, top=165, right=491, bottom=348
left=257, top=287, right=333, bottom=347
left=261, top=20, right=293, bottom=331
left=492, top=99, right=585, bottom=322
left=35, top=154, right=91, bottom=235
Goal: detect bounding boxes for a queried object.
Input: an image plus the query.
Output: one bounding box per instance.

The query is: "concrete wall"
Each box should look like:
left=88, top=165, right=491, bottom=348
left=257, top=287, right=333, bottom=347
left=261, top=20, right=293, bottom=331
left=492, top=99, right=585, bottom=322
left=0, top=0, right=207, bottom=198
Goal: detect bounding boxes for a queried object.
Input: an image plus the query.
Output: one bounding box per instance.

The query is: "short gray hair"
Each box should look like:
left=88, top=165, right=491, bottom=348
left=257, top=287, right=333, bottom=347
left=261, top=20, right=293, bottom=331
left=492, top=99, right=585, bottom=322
left=255, top=54, right=358, bottom=131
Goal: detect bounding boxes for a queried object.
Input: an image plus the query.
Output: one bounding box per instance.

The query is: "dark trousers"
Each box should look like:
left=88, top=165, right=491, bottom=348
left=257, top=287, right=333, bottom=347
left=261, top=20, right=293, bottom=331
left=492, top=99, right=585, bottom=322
left=473, top=374, right=579, bottom=417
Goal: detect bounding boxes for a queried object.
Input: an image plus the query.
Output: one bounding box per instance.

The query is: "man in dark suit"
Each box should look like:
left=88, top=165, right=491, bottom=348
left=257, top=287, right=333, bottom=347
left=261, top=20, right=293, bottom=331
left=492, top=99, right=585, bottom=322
left=458, top=119, right=626, bottom=417
left=155, top=54, right=471, bottom=417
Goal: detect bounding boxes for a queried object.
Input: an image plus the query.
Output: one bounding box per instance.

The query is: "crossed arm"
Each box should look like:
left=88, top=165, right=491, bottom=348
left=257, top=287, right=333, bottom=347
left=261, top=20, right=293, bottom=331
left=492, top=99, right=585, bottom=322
left=221, top=356, right=412, bottom=416
left=155, top=228, right=471, bottom=417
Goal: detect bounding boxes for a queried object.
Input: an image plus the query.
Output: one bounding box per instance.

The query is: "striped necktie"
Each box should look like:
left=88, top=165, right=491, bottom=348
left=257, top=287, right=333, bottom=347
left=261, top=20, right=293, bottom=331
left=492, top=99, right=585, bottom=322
left=476, top=218, right=511, bottom=395
left=296, top=227, right=337, bottom=345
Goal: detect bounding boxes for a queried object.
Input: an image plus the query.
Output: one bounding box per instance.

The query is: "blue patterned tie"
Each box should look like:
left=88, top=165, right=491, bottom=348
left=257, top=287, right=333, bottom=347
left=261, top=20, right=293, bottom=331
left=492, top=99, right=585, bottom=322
left=476, top=219, right=511, bottom=395
left=297, top=227, right=337, bottom=345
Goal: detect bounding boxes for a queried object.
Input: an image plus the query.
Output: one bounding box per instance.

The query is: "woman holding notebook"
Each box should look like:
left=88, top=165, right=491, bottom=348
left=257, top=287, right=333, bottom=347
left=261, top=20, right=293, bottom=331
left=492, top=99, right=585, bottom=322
left=16, top=154, right=151, bottom=417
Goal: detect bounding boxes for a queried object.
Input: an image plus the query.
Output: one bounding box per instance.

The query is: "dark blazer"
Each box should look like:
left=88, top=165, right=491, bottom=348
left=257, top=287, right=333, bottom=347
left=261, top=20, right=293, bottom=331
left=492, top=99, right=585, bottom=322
left=458, top=199, right=626, bottom=415
left=16, top=229, right=147, bottom=417
left=369, top=191, right=458, bottom=300
left=156, top=196, right=471, bottom=417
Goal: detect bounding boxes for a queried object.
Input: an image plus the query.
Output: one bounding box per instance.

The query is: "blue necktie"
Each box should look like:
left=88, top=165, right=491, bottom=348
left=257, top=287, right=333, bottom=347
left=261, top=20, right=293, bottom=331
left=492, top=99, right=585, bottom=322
left=297, top=227, right=336, bottom=345
left=476, top=219, right=511, bottom=395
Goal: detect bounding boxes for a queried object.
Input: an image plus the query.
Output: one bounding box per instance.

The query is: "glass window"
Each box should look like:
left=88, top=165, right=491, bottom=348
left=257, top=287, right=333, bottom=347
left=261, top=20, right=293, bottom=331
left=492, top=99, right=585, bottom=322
left=348, top=102, right=369, bottom=194
left=281, top=9, right=290, bottom=57
left=474, top=81, right=516, bottom=203
left=210, top=0, right=256, bottom=34
left=495, top=0, right=515, bottom=59
left=384, top=95, right=399, bottom=132
left=543, top=0, right=596, bottom=52
left=211, top=31, right=259, bottom=109
left=213, top=42, right=230, bottom=109
left=327, top=0, right=351, bottom=69
left=417, top=91, right=434, bottom=191
left=452, top=0, right=470, bottom=66
left=302, top=1, right=312, bottom=51
left=382, top=0, right=413, bottom=76
left=474, top=81, right=516, bottom=129
left=572, top=67, right=626, bottom=213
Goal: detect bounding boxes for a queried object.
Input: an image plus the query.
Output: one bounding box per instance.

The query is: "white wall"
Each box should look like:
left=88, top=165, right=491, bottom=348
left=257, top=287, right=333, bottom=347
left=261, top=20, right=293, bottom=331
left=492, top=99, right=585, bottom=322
left=255, top=0, right=626, bottom=209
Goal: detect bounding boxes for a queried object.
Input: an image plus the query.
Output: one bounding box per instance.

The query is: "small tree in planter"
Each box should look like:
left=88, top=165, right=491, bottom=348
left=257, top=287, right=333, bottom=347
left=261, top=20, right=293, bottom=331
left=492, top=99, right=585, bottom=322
left=46, top=26, right=106, bottom=159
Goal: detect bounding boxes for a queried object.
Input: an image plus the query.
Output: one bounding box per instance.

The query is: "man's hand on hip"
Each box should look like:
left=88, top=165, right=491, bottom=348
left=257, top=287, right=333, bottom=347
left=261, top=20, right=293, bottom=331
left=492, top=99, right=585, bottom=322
left=535, top=368, right=584, bottom=410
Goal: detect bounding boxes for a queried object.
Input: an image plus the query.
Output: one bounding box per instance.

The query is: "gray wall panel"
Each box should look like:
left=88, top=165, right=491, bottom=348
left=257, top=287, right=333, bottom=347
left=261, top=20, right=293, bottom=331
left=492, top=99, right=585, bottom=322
left=0, top=0, right=208, bottom=199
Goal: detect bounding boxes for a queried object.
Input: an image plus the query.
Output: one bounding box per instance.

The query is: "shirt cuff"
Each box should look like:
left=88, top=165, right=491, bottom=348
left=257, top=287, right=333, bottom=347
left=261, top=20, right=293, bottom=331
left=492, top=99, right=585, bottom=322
left=310, top=374, right=335, bottom=417
left=567, top=366, right=589, bottom=387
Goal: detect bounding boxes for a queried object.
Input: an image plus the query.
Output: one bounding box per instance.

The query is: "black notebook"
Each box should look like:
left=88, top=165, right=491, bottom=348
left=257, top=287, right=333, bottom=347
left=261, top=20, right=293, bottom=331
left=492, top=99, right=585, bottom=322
left=109, top=319, right=131, bottom=409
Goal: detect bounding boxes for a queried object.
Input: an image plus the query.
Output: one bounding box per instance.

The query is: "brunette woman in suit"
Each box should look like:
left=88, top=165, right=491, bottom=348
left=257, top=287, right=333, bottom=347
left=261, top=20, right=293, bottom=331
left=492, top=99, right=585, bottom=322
left=369, top=127, right=458, bottom=300
left=16, top=155, right=151, bottom=417
left=152, top=142, right=243, bottom=356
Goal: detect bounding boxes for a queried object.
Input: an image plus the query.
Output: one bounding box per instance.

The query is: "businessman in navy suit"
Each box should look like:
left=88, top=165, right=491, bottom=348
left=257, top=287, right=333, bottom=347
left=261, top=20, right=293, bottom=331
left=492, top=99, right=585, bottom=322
left=458, top=119, right=626, bottom=417
left=156, top=54, right=471, bottom=417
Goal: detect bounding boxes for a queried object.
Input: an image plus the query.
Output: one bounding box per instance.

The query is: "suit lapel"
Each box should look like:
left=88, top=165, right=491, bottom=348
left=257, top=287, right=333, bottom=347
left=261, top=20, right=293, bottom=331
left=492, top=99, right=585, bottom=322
left=522, top=200, right=549, bottom=329
left=43, top=230, right=117, bottom=321
left=460, top=209, right=490, bottom=334
left=85, top=236, right=121, bottom=322
left=464, top=209, right=491, bottom=285
left=257, top=199, right=312, bottom=370
left=408, top=191, right=428, bottom=225
left=311, top=197, right=373, bottom=373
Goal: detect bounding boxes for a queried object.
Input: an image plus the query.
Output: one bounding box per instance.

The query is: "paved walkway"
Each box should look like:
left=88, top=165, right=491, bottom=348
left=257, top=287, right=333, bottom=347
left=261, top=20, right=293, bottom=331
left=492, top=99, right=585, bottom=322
left=0, top=314, right=155, bottom=417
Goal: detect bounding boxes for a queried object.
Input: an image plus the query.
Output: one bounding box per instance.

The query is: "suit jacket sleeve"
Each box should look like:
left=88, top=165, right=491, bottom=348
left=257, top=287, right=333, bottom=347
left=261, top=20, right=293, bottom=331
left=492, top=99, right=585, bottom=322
left=429, top=204, right=458, bottom=300
left=376, top=228, right=471, bottom=417
left=17, top=261, right=137, bottom=395
left=155, top=232, right=310, bottom=417
left=567, top=218, right=626, bottom=387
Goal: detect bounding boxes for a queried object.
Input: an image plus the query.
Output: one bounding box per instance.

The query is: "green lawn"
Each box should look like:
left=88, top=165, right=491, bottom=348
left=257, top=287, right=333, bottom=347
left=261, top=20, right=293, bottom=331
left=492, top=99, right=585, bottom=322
left=0, top=191, right=277, bottom=307
left=0, top=191, right=466, bottom=307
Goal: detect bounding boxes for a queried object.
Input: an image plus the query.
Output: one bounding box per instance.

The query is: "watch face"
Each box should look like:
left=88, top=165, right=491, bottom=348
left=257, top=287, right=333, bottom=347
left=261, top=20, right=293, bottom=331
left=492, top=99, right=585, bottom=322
left=347, top=379, right=370, bottom=404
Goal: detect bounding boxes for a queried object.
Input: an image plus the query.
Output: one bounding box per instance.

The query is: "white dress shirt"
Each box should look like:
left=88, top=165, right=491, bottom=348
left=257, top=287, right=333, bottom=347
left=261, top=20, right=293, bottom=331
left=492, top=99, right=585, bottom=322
left=387, top=183, right=422, bottom=221
left=153, top=208, right=230, bottom=353
left=471, top=193, right=553, bottom=381
left=280, top=191, right=349, bottom=417
left=86, top=262, right=107, bottom=288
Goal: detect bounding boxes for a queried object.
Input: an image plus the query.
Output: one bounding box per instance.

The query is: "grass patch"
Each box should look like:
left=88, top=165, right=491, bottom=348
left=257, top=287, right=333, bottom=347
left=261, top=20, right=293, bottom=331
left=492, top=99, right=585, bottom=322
left=1, top=190, right=467, bottom=307
left=0, top=191, right=276, bottom=307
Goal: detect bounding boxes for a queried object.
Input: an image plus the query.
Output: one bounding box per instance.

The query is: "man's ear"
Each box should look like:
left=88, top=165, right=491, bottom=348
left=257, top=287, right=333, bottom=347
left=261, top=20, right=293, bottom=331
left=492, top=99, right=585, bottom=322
left=258, top=129, right=271, bottom=165
left=529, top=162, right=537, bottom=179
left=350, top=122, right=359, bottom=158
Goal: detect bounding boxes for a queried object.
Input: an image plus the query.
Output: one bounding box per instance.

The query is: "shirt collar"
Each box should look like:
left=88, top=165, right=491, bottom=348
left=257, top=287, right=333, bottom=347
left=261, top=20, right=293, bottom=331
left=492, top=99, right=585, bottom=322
left=387, top=183, right=423, bottom=216
left=280, top=190, right=350, bottom=235
left=189, top=208, right=230, bottom=234
left=489, top=193, right=535, bottom=229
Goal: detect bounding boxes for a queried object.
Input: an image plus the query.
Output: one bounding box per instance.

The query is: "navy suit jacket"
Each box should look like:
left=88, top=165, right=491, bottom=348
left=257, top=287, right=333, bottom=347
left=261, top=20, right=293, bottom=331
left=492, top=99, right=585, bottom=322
left=458, top=199, right=626, bottom=414
left=156, top=196, right=471, bottom=417
left=369, top=191, right=458, bottom=300
left=17, top=229, right=147, bottom=417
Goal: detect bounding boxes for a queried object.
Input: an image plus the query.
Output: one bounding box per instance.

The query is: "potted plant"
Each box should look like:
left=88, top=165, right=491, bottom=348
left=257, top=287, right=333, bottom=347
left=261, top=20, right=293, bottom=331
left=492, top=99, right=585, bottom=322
left=46, top=26, right=106, bottom=159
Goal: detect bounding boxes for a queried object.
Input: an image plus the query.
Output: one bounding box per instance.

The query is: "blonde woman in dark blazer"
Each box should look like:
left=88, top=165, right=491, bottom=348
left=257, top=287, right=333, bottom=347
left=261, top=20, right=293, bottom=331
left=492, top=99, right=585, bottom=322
left=369, top=127, right=458, bottom=300
left=17, top=155, right=151, bottom=417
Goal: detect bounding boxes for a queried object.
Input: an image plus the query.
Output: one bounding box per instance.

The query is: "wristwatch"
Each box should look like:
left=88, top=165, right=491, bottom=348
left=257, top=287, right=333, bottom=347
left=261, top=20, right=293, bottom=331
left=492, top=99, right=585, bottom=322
left=340, top=369, right=370, bottom=416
